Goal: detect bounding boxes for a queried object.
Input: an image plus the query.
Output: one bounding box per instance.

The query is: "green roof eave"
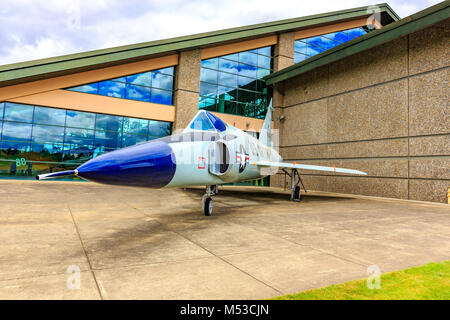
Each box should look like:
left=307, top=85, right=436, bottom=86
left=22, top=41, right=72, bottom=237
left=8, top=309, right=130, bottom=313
left=265, top=1, right=449, bottom=85
left=0, top=3, right=398, bottom=87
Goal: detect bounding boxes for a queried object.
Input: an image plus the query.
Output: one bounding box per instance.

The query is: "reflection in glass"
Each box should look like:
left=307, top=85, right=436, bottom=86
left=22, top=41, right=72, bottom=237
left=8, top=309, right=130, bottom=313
left=94, top=130, right=122, bottom=148
left=2, top=122, right=32, bottom=141
left=152, top=73, right=173, bottom=91
left=66, top=66, right=174, bottom=106
left=199, top=45, right=273, bottom=118
left=151, top=88, right=172, bottom=105
left=0, top=102, right=4, bottom=119
left=68, top=83, right=99, bottom=94
left=218, top=72, right=237, bottom=88
left=0, top=102, right=172, bottom=177
left=126, top=72, right=151, bottom=86
left=34, top=106, right=66, bottom=126
left=95, top=114, right=123, bottom=132
left=64, top=127, right=94, bottom=145
left=99, top=81, right=126, bottom=98
left=200, top=68, right=218, bottom=84
left=126, top=84, right=151, bottom=102
left=32, top=124, right=65, bottom=144
left=122, top=117, right=149, bottom=135
left=148, top=121, right=171, bottom=137
left=294, top=27, right=369, bottom=66
left=66, top=110, right=95, bottom=129
left=30, top=143, right=64, bottom=162
left=4, top=103, right=34, bottom=122
left=122, top=134, right=147, bottom=147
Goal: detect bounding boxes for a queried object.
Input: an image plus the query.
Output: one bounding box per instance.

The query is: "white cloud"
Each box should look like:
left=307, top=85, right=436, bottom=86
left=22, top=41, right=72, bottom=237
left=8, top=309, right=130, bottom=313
left=0, top=0, right=443, bottom=65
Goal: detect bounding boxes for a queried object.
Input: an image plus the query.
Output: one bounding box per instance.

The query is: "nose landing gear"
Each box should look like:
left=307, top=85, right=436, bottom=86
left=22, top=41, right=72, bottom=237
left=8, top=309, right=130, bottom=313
left=202, top=185, right=218, bottom=216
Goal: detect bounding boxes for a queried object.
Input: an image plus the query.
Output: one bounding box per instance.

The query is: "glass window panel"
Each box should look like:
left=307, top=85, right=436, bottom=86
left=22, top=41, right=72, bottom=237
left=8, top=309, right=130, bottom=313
left=237, top=89, right=256, bottom=105
left=122, top=117, right=149, bottom=135
left=122, top=133, right=148, bottom=147
left=32, top=124, right=65, bottom=144
left=306, top=36, right=331, bottom=50
left=200, top=82, right=217, bottom=98
left=221, top=101, right=237, bottom=115
left=345, top=27, right=364, bottom=38
left=239, top=51, right=258, bottom=66
left=217, top=86, right=236, bottom=101
left=65, top=110, right=95, bottom=129
left=199, top=97, right=217, bottom=111
left=126, top=84, right=151, bottom=102
left=98, top=80, right=126, bottom=98
left=238, top=103, right=255, bottom=118
left=294, top=40, right=308, bottom=55
left=150, top=88, right=173, bottom=105
left=257, top=46, right=271, bottom=56
left=236, top=63, right=257, bottom=78
left=256, top=79, right=266, bottom=92
left=148, top=121, right=171, bottom=137
left=218, top=58, right=239, bottom=74
left=306, top=44, right=326, bottom=56
left=257, top=55, right=272, bottom=69
left=64, top=127, right=94, bottom=145
left=200, top=68, right=218, bottom=84
left=256, top=68, right=270, bottom=79
left=221, top=53, right=238, bottom=61
left=294, top=53, right=310, bottom=63
left=68, top=83, right=99, bottom=94
left=238, top=76, right=256, bottom=91
left=63, top=145, right=95, bottom=164
left=151, top=73, right=174, bottom=91
left=95, top=114, right=123, bottom=132
left=126, top=72, right=151, bottom=86
left=33, top=106, right=66, bottom=126
left=0, top=140, right=31, bottom=160
left=30, top=143, right=64, bottom=163
left=155, top=67, right=174, bottom=76
left=0, top=102, right=4, bottom=119
left=201, top=58, right=219, bottom=70
left=94, top=130, right=122, bottom=148
left=4, top=103, right=34, bottom=123
left=218, top=71, right=237, bottom=88
left=1, top=122, right=32, bottom=141
left=325, top=31, right=349, bottom=43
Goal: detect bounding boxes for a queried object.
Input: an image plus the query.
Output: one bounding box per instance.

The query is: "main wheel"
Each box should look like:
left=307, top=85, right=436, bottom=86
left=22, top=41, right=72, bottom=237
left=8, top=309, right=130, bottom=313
left=204, top=197, right=213, bottom=216
left=294, top=186, right=301, bottom=201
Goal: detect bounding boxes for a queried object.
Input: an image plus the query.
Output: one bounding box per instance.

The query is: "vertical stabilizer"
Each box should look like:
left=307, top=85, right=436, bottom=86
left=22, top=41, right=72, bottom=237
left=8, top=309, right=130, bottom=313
left=258, top=99, right=273, bottom=147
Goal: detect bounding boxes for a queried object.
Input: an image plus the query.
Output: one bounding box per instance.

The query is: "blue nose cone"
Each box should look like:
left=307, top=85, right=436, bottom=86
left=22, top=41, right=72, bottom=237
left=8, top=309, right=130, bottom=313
left=76, top=140, right=176, bottom=188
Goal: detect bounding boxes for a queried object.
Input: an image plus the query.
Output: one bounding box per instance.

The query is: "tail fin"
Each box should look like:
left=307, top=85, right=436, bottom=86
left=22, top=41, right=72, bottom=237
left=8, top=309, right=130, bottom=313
left=259, top=99, right=273, bottom=147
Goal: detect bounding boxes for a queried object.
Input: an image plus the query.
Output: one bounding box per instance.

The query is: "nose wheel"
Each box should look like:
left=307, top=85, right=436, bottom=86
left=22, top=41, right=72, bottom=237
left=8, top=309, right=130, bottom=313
left=202, top=185, right=217, bottom=216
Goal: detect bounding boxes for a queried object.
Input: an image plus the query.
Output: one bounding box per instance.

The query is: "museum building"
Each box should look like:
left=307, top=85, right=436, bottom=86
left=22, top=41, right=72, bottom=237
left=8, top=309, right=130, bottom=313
left=0, top=2, right=448, bottom=202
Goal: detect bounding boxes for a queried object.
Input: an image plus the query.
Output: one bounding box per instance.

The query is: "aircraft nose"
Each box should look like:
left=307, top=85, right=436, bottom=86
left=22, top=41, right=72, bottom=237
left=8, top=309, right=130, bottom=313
left=76, top=140, right=176, bottom=188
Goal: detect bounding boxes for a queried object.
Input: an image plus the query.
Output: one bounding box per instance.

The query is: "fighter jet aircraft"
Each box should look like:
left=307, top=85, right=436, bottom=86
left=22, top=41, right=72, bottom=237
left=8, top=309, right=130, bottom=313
left=37, top=101, right=367, bottom=216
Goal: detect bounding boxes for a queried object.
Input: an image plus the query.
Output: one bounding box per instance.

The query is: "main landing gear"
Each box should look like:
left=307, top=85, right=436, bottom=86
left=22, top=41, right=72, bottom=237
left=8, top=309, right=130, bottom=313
left=202, top=185, right=218, bottom=216
left=282, top=168, right=307, bottom=202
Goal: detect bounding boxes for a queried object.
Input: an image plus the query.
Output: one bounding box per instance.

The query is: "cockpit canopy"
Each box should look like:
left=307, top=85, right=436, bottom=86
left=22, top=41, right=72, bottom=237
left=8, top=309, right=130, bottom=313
left=186, top=111, right=227, bottom=133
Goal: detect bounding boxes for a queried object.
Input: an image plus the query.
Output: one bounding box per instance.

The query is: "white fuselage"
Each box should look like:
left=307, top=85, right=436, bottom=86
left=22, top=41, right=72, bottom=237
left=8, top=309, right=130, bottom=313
left=165, top=126, right=282, bottom=188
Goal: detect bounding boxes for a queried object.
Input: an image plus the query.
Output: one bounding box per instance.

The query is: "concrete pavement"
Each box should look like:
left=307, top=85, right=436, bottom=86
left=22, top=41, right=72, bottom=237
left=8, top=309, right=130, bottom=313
left=0, top=180, right=448, bottom=299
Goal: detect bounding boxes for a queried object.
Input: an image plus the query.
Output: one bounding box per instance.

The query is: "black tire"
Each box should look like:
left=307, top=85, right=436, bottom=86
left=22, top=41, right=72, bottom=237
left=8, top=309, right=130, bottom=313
left=204, top=197, right=212, bottom=216
left=294, top=186, right=301, bottom=201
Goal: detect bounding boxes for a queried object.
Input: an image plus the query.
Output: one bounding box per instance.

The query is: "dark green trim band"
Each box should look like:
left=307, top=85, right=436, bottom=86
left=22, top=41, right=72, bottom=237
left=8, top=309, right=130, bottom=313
left=264, top=1, right=449, bottom=85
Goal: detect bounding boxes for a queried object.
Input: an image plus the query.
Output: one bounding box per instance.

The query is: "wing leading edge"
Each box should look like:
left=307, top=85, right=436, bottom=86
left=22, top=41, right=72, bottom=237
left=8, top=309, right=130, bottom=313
left=253, top=161, right=367, bottom=175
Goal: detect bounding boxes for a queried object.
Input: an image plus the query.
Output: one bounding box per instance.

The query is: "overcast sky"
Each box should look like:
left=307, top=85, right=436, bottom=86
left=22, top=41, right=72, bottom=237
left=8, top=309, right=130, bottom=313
left=0, top=0, right=442, bottom=65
